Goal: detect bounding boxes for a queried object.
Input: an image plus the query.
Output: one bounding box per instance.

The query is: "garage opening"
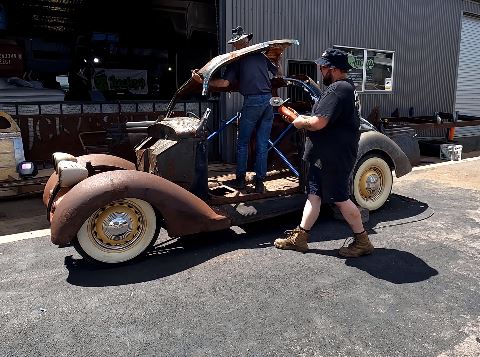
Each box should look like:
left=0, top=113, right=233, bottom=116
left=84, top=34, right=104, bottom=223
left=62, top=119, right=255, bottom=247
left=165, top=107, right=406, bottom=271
left=454, top=14, right=480, bottom=138
left=2, top=0, right=220, bottom=101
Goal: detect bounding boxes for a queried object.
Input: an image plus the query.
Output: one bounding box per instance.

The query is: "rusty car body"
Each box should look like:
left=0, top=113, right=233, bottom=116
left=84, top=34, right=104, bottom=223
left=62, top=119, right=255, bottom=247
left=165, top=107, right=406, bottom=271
left=43, top=39, right=411, bottom=264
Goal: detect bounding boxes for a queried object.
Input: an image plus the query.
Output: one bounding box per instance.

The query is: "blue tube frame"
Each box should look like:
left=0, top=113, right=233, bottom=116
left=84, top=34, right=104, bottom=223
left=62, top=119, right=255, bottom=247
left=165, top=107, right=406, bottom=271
left=207, top=111, right=299, bottom=177
left=207, top=112, right=241, bottom=141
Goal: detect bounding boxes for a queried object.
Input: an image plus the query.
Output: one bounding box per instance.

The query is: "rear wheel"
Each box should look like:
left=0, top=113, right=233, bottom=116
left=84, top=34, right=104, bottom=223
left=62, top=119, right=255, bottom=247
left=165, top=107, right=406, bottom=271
left=352, top=155, right=393, bottom=211
left=74, top=198, right=158, bottom=264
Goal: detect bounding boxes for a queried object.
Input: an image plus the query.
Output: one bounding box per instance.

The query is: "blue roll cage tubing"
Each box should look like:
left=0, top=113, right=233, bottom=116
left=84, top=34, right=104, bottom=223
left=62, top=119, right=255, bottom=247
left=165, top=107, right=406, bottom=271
left=205, top=77, right=323, bottom=178
left=207, top=111, right=299, bottom=177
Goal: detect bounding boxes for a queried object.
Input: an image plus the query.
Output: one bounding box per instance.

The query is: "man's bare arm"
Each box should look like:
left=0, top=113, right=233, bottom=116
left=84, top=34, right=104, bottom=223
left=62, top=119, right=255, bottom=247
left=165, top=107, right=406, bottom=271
left=292, top=114, right=329, bottom=131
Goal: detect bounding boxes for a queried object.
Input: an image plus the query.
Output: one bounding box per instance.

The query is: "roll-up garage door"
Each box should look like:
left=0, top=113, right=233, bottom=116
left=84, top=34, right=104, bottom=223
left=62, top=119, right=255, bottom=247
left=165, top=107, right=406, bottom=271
left=454, top=15, right=480, bottom=137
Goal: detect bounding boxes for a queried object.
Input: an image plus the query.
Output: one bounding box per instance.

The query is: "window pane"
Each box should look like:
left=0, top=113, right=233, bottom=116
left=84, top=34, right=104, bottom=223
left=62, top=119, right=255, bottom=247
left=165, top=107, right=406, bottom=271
left=339, top=47, right=364, bottom=91
left=287, top=60, right=317, bottom=103
left=365, top=50, right=393, bottom=91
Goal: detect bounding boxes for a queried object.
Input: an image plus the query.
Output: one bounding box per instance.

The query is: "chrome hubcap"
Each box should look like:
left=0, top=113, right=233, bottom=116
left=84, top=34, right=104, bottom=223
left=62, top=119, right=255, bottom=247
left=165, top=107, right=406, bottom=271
left=102, top=213, right=133, bottom=241
left=365, top=174, right=380, bottom=192
left=359, top=168, right=384, bottom=200
left=89, top=199, right=146, bottom=250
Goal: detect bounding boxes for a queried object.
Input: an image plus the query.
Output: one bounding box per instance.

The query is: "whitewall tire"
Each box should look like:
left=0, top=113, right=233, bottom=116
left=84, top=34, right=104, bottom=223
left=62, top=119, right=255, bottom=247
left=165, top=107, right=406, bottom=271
left=353, top=155, right=393, bottom=211
left=75, top=198, right=157, bottom=264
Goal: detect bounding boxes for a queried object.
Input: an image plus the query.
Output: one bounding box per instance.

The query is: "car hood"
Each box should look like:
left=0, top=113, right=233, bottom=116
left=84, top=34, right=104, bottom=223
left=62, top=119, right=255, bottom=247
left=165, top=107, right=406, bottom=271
left=165, top=39, right=299, bottom=117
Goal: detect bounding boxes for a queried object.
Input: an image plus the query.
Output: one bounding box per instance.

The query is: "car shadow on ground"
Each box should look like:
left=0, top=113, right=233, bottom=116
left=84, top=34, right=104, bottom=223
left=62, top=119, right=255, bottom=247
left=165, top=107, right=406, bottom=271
left=65, top=194, right=437, bottom=287
left=368, top=193, right=434, bottom=229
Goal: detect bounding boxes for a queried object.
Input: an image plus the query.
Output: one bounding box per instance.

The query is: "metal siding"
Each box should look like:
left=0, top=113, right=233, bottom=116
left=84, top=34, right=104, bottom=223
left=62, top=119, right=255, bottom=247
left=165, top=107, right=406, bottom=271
left=224, top=0, right=467, bottom=119
left=455, top=15, right=480, bottom=137
left=219, top=0, right=480, bottom=158
left=463, top=0, right=480, bottom=14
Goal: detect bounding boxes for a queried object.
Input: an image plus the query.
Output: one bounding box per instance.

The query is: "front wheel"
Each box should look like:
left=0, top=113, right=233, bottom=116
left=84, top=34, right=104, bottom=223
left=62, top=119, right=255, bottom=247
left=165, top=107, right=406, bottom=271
left=352, top=155, right=393, bottom=211
left=74, top=198, right=158, bottom=264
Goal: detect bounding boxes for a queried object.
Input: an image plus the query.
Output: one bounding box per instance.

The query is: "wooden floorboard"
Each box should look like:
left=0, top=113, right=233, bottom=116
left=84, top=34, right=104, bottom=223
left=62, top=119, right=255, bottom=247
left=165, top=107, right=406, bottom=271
left=206, top=163, right=300, bottom=204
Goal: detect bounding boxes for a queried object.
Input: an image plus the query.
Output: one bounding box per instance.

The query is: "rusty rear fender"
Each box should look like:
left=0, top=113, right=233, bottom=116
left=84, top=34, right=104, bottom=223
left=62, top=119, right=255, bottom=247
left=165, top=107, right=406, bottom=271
left=358, top=131, right=412, bottom=177
left=50, top=170, right=230, bottom=246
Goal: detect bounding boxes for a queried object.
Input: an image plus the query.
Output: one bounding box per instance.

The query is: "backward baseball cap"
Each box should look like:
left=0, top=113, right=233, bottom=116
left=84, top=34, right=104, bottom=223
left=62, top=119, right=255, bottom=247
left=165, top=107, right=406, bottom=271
left=314, top=48, right=352, bottom=71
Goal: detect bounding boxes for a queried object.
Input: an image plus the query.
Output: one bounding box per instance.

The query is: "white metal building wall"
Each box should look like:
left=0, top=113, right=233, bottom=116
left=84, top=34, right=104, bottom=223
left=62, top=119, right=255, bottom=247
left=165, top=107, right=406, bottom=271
left=454, top=15, right=480, bottom=137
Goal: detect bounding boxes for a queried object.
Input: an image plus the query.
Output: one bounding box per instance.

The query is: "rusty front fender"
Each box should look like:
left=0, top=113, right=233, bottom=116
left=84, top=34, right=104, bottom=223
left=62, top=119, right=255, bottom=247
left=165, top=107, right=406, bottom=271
left=358, top=131, right=412, bottom=177
left=43, top=154, right=136, bottom=206
left=50, top=170, right=230, bottom=246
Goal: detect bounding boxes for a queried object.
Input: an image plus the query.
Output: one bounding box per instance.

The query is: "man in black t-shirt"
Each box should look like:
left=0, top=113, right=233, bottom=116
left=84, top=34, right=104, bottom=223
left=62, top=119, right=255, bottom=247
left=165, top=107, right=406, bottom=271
left=192, top=26, right=278, bottom=193
left=274, top=48, right=374, bottom=257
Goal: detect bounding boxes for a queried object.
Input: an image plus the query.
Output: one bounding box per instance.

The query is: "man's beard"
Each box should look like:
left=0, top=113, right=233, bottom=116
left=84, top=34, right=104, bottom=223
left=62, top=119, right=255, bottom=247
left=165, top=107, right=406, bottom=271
left=322, top=71, right=333, bottom=86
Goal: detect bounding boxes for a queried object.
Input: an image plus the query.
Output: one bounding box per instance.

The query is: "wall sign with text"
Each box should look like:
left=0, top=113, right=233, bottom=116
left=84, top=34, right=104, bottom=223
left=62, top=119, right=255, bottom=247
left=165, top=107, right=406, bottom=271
left=0, top=45, right=24, bottom=77
left=93, top=68, right=148, bottom=95
left=335, top=45, right=395, bottom=93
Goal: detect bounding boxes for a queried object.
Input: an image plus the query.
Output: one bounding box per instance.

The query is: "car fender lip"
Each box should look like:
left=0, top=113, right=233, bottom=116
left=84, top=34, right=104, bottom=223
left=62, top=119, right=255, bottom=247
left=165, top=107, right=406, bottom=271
left=49, top=170, right=230, bottom=246
left=198, top=39, right=300, bottom=95
left=358, top=131, right=412, bottom=177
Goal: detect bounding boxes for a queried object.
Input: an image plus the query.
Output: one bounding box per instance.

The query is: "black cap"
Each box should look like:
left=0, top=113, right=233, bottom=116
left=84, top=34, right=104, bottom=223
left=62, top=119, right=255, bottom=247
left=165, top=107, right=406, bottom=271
left=228, top=26, right=253, bottom=44
left=314, top=48, right=352, bottom=71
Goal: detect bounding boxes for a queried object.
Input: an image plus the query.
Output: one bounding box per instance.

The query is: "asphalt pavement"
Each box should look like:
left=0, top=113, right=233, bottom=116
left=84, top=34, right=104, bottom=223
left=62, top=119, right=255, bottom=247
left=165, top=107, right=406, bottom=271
left=0, top=158, right=479, bottom=357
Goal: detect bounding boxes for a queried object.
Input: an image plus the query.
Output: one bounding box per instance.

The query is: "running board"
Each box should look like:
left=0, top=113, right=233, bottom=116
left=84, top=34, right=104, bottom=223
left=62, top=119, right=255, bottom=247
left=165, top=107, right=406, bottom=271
left=215, top=193, right=305, bottom=226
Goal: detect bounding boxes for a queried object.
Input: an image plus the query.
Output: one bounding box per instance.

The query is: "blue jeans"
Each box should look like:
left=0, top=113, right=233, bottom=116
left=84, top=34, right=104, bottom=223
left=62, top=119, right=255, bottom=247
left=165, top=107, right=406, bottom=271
left=236, top=94, right=273, bottom=181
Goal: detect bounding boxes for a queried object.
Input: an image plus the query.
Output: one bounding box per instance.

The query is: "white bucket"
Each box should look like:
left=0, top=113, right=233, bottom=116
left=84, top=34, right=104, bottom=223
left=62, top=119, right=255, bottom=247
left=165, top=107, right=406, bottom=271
left=440, top=144, right=462, bottom=161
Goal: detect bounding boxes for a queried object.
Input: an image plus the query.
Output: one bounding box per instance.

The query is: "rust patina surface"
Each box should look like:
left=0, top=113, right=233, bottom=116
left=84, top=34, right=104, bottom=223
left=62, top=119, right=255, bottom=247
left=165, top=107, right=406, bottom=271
left=197, top=39, right=299, bottom=95
left=15, top=112, right=162, bottom=162
left=50, top=170, right=230, bottom=245
left=165, top=39, right=299, bottom=117
left=42, top=153, right=136, bottom=206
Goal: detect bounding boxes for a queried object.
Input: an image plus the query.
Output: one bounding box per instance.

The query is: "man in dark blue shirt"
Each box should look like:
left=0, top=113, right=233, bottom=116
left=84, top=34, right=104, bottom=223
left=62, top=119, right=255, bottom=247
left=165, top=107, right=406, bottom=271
left=274, top=48, right=374, bottom=258
left=192, top=26, right=278, bottom=193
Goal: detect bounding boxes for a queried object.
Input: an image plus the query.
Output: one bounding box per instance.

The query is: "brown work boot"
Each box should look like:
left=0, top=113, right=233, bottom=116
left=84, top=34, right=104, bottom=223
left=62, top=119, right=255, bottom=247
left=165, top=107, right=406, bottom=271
left=274, top=227, right=309, bottom=253
left=338, top=231, right=374, bottom=257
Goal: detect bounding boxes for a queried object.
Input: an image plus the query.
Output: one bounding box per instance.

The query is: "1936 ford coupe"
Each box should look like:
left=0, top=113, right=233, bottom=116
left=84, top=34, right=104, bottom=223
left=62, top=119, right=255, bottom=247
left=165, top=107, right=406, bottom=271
left=43, top=39, right=411, bottom=264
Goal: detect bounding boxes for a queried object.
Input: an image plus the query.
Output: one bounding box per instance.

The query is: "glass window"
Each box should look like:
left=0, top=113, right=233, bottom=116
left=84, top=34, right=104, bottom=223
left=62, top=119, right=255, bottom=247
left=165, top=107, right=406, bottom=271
left=342, top=47, right=364, bottom=91
left=335, top=46, right=394, bottom=93
left=287, top=60, right=317, bottom=102
left=365, top=50, right=393, bottom=91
